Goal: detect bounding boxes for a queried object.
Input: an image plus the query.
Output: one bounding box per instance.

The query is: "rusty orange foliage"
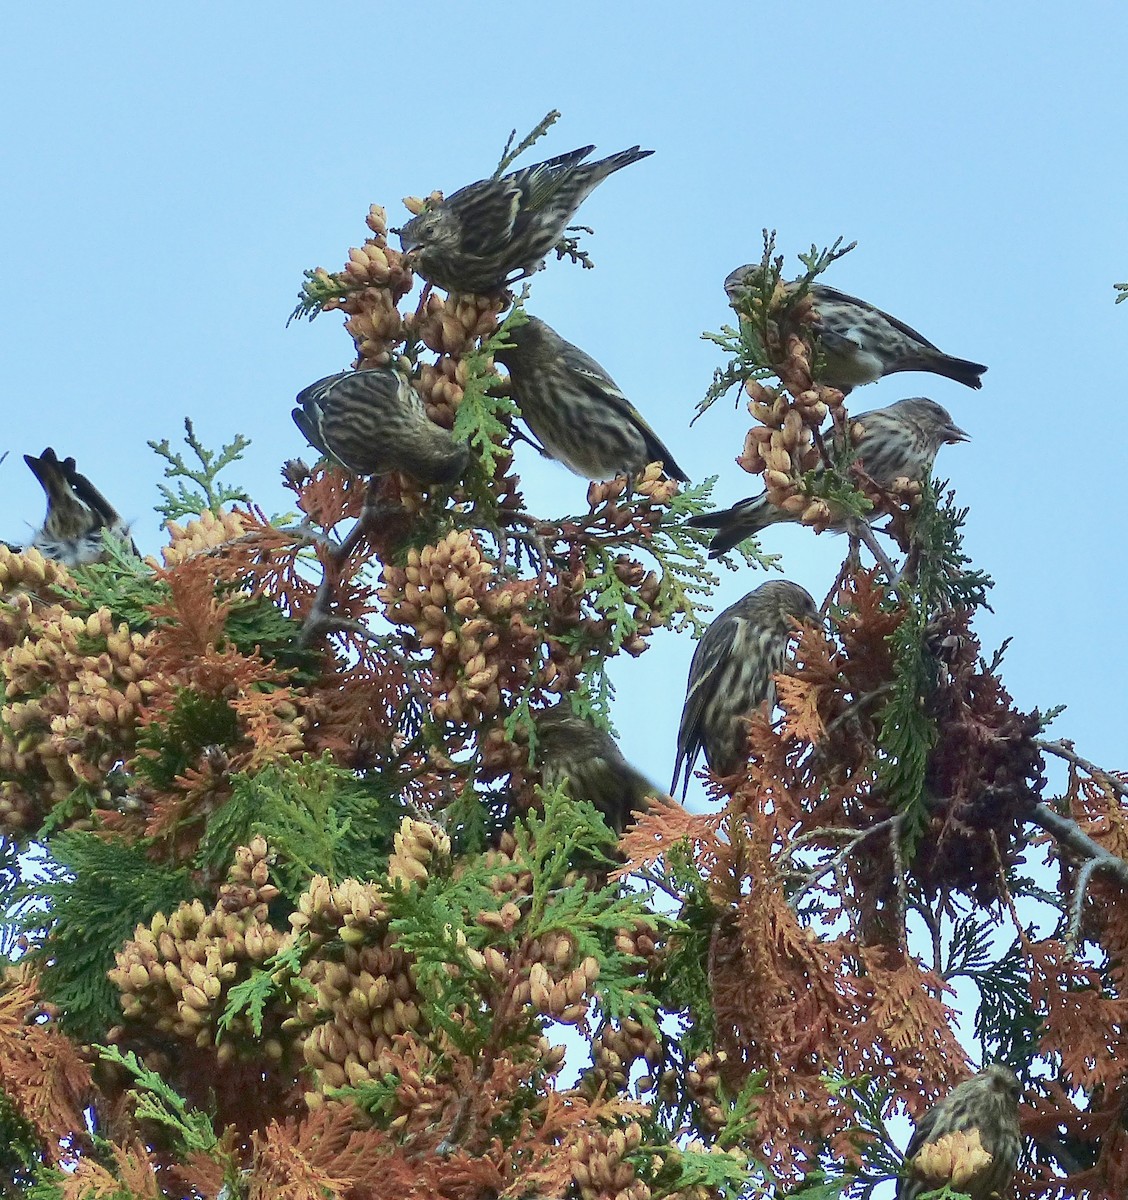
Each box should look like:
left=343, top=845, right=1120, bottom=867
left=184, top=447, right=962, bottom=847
left=248, top=1105, right=389, bottom=1200
left=0, top=968, right=93, bottom=1161
left=62, top=1141, right=161, bottom=1200
left=857, top=945, right=968, bottom=1117
left=1027, top=939, right=1128, bottom=1093
left=1019, top=1079, right=1128, bottom=1199
left=1068, top=771, right=1128, bottom=862
left=834, top=569, right=903, bottom=694
left=614, top=800, right=716, bottom=880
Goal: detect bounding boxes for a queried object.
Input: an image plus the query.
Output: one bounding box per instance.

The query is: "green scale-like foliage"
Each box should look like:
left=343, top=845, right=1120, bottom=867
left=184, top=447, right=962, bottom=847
left=21, top=835, right=195, bottom=1039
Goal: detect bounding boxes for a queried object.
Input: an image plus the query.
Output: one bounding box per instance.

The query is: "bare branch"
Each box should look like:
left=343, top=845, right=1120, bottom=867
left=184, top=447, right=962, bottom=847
left=1066, top=858, right=1102, bottom=951
left=785, top=815, right=903, bottom=908
left=1036, top=738, right=1128, bottom=802
left=848, top=518, right=900, bottom=584
left=1028, top=802, right=1128, bottom=904
left=297, top=486, right=386, bottom=649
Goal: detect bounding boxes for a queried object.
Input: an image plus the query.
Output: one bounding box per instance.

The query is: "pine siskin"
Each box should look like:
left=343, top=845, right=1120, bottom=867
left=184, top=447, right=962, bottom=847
left=724, top=267, right=987, bottom=394
left=292, top=367, right=469, bottom=485
left=671, top=580, right=817, bottom=797
left=898, top=1065, right=1022, bottom=1200
left=687, top=397, right=968, bottom=557
left=398, top=145, right=653, bottom=294
left=494, top=315, right=689, bottom=482
left=535, top=701, right=661, bottom=835
left=23, top=448, right=135, bottom=566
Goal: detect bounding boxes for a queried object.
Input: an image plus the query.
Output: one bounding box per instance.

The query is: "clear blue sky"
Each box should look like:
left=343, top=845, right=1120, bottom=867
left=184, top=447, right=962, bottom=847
left=4, top=4, right=1126, bottom=808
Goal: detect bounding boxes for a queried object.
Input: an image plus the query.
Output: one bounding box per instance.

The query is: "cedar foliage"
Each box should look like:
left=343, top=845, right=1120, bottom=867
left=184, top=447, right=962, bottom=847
left=1, top=118, right=1126, bottom=1200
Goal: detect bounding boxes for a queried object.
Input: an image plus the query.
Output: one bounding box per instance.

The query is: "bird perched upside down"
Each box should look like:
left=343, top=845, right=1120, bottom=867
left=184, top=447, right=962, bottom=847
left=724, top=266, right=987, bottom=394
left=23, top=448, right=135, bottom=566
left=898, top=1065, right=1022, bottom=1200
left=671, top=579, right=818, bottom=798
left=494, top=315, right=688, bottom=482
left=292, top=367, right=469, bottom=485
left=398, top=144, right=653, bottom=295
left=687, top=397, right=969, bottom=557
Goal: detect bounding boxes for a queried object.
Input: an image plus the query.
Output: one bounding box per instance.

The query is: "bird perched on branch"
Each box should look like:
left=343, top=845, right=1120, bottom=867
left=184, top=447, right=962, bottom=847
left=671, top=580, right=817, bottom=798
left=687, top=397, right=969, bottom=557
left=898, top=1065, right=1022, bottom=1200
left=494, top=315, right=688, bottom=482
left=724, top=266, right=987, bottom=394
left=292, top=367, right=469, bottom=485
left=23, top=448, right=135, bottom=567
left=398, top=145, right=653, bottom=295
left=535, top=701, right=662, bottom=836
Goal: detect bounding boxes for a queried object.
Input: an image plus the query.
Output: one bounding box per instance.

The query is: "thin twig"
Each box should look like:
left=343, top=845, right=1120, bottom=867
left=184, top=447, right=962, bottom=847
left=304, top=615, right=382, bottom=646
left=849, top=518, right=900, bottom=584
left=786, top=815, right=902, bottom=907
left=297, top=523, right=369, bottom=648
left=297, top=487, right=386, bottom=649
left=636, top=867, right=684, bottom=905
left=1036, top=739, right=1128, bottom=802
left=820, top=685, right=894, bottom=741
left=890, top=818, right=908, bottom=950
left=820, top=556, right=852, bottom=615
left=493, top=109, right=560, bottom=177
left=1027, top=801, right=1128, bottom=934
left=1028, top=802, right=1128, bottom=886
left=495, top=518, right=551, bottom=582
left=1030, top=1133, right=1088, bottom=1179
left=776, top=817, right=899, bottom=865
left=1065, top=858, right=1101, bottom=951
left=434, top=1045, right=492, bottom=1157
left=918, top=902, right=944, bottom=977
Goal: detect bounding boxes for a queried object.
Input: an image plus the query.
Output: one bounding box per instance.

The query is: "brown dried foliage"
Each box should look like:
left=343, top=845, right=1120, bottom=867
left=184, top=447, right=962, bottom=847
left=0, top=966, right=93, bottom=1160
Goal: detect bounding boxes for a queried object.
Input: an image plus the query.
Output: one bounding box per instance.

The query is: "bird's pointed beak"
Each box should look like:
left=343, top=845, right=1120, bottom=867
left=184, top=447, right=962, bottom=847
left=945, top=423, right=971, bottom=444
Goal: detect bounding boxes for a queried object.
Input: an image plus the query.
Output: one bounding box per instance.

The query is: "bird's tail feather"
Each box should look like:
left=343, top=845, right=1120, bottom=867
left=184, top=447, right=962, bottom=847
left=895, top=353, right=987, bottom=390
left=23, top=449, right=75, bottom=505
left=595, top=146, right=655, bottom=177
left=686, top=495, right=777, bottom=557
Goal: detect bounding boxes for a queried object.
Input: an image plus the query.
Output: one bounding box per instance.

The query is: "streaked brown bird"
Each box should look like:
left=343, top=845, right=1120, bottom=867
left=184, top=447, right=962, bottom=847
left=535, top=701, right=660, bottom=835
left=724, top=267, right=987, bottom=394
left=24, top=448, right=134, bottom=567
left=398, top=145, right=653, bottom=294
left=687, top=397, right=969, bottom=557
left=494, top=315, right=688, bottom=482
left=671, top=579, right=817, bottom=798
left=292, top=367, right=469, bottom=485
left=898, top=1065, right=1022, bottom=1200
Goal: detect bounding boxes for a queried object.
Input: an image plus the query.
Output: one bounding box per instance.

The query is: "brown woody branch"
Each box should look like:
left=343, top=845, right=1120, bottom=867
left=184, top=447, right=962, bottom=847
left=297, top=489, right=381, bottom=649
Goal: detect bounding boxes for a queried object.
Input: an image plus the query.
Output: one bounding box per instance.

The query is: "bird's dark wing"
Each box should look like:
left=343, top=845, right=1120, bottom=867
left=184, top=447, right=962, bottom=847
left=62, top=462, right=123, bottom=528
left=292, top=405, right=331, bottom=461
left=813, top=284, right=943, bottom=351
left=451, top=179, right=522, bottom=258
left=562, top=344, right=689, bottom=482
left=671, top=608, right=742, bottom=796
left=512, top=145, right=595, bottom=213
